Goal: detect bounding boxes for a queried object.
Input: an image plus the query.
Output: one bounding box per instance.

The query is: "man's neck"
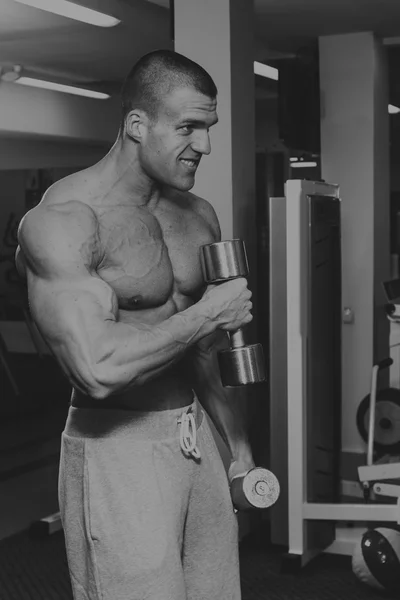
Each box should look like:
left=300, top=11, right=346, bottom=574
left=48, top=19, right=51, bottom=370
left=96, top=136, right=163, bottom=209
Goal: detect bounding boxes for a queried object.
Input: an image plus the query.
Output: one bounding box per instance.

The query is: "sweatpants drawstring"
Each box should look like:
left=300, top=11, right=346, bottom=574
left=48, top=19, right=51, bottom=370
left=178, top=408, right=201, bottom=460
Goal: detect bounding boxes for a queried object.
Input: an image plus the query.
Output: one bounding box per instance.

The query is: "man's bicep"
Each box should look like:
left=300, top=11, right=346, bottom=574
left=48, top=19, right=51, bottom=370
left=19, top=202, right=113, bottom=338
left=28, top=273, right=117, bottom=339
left=27, top=273, right=119, bottom=393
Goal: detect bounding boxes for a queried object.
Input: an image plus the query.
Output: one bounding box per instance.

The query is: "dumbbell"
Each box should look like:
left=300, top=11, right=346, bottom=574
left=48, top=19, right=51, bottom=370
left=200, top=239, right=266, bottom=387
left=230, top=467, right=280, bottom=511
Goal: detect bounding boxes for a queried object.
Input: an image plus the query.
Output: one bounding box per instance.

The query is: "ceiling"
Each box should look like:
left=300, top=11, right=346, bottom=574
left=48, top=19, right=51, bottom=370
left=148, top=0, right=400, bottom=46
left=253, top=0, right=400, bottom=54
left=1, top=0, right=400, bottom=92
left=0, top=0, right=172, bottom=91
left=2, top=0, right=400, bottom=134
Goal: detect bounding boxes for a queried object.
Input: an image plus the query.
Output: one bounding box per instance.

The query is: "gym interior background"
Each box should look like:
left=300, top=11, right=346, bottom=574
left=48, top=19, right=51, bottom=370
left=1, top=0, right=400, bottom=598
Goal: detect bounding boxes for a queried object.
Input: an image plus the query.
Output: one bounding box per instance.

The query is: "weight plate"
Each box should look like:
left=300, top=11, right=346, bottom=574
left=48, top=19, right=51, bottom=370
left=356, top=388, right=400, bottom=454
left=242, top=467, right=280, bottom=509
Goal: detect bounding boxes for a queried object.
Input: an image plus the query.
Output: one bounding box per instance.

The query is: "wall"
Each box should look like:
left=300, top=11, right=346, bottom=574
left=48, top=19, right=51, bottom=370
left=319, top=33, right=390, bottom=454
left=255, top=98, right=282, bottom=151
left=390, top=147, right=400, bottom=192
left=0, top=137, right=109, bottom=170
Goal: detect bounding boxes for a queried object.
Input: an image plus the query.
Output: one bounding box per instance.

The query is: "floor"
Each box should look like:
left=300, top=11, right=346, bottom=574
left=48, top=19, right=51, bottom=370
left=0, top=527, right=397, bottom=600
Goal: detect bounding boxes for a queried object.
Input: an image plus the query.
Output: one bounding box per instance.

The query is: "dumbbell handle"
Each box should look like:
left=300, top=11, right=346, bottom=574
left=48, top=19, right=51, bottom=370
left=229, top=329, right=245, bottom=348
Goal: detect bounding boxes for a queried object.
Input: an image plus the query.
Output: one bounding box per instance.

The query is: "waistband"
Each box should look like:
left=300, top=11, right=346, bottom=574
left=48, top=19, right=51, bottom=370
left=63, top=395, right=204, bottom=441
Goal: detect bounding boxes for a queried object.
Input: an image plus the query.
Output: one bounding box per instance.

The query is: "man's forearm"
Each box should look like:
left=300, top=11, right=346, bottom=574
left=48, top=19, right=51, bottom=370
left=201, top=385, right=253, bottom=463
left=94, top=303, right=217, bottom=396
left=47, top=299, right=217, bottom=400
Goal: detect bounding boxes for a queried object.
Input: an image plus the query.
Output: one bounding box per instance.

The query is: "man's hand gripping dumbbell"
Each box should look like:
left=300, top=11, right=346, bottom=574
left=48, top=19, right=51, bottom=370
left=200, top=239, right=280, bottom=511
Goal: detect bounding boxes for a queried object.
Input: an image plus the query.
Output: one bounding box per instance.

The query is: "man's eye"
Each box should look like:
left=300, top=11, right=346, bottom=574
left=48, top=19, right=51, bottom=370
left=180, top=125, right=193, bottom=133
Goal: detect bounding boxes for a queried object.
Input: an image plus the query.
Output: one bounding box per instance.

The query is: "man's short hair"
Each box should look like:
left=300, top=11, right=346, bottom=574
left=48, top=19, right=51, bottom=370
left=120, top=49, right=217, bottom=131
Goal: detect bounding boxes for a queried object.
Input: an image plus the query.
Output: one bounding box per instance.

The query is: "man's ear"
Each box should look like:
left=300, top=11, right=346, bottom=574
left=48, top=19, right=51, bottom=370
left=125, top=109, right=149, bottom=142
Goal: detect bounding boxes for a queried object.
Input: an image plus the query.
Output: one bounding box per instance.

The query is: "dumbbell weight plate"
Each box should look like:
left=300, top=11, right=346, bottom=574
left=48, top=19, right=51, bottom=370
left=218, top=343, right=266, bottom=386
left=231, top=467, right=280, bottom=510
left=201, top=239, right=249, bottom=282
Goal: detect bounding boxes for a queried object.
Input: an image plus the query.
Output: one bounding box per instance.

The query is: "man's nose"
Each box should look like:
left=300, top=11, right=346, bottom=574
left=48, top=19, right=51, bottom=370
left=191, top=131, right=211, bottom=155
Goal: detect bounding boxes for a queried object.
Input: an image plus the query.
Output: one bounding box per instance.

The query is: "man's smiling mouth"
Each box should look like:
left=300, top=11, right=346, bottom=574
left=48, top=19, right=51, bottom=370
left=180, top=159, right=199, bottom=169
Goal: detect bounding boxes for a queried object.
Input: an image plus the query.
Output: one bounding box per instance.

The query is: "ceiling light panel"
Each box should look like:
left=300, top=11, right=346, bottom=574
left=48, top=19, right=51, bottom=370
left=11, top=0, right=120, bottom=27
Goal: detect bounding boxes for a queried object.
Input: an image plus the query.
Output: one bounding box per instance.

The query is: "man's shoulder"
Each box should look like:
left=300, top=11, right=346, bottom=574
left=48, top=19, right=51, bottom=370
left=18, top=197, right=100, bottom=276
left=40, top=166, right=95, bottom=209
left=171, top=190, right=221, bottom=240
left=186, top=190, right=214, bottom=211
left=188, top=192, right=221, bottom=240
left=32, top=165, right=100, bottom=223
left=19, top=189, right=98, bottom=257
left=24, top=194, right=98, bottom=232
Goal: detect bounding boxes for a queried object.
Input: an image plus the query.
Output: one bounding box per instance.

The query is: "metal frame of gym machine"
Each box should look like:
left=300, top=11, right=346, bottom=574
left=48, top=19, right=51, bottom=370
left=268, top=179, right=400, bottom=570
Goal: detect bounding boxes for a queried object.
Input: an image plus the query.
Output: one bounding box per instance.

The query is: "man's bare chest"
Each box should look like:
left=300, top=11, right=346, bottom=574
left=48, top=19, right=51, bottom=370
left=95, top=203, right=215, bottom=310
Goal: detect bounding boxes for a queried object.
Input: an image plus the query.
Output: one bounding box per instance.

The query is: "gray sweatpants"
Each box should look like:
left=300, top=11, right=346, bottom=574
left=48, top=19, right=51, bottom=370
left=58, top=397, right=241, bottom=600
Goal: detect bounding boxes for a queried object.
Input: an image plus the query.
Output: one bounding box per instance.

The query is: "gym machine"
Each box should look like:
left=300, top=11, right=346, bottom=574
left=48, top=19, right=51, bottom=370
left=357, top=357, right=400, bottom=518
left=269, top=181, right=400, bottom=569
left=268, top=179, right=343, bottom=568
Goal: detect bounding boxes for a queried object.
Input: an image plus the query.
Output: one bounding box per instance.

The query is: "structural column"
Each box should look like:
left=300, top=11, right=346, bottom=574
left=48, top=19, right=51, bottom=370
left=174, top=0, right=256, bottom=296
left=319, top=32, right=390, bottom=455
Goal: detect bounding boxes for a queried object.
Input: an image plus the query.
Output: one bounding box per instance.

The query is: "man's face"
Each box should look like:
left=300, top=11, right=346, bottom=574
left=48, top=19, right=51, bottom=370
left=140, top=87, right=218, bottom=191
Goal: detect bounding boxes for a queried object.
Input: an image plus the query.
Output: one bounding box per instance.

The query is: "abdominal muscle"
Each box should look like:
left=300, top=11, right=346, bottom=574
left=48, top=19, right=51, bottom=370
left=71, top=297, right=198, bottom=412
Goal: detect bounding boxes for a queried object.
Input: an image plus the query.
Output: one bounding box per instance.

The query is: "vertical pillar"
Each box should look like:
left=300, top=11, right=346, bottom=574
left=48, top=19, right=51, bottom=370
left=319, top=32, right=390, bottom=454
left=173, top=0, right=256, bottom=305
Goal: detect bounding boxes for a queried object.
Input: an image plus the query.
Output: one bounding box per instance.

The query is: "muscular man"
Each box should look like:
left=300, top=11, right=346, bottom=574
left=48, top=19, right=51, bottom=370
left=16, top=50, right=255, bottom=600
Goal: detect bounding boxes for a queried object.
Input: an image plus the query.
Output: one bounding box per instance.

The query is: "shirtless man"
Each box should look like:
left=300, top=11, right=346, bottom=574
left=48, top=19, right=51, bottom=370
left=15, top=50, right=255, bottom=600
